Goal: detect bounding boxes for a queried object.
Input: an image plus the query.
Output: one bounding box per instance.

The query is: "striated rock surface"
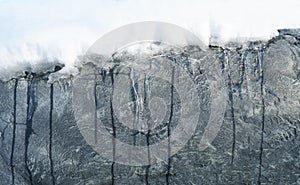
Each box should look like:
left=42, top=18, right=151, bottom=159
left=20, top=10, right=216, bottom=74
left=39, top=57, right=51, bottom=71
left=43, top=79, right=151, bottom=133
left=0, top=30, right=300, bottom=185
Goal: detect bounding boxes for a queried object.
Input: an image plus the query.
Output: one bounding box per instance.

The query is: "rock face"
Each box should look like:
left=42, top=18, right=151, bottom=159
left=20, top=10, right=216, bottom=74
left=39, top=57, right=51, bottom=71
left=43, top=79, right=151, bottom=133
left=0, top=30, right=300, bottom=185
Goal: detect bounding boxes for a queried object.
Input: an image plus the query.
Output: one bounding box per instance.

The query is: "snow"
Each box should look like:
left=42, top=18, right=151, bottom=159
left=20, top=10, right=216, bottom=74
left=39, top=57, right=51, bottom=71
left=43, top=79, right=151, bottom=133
left=0, top=0, right=300, bottom=77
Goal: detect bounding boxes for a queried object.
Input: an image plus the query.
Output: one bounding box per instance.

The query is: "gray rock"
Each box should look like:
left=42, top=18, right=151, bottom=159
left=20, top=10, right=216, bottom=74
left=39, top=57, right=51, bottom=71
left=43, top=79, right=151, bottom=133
left=0, top=31, right=299, bottom=185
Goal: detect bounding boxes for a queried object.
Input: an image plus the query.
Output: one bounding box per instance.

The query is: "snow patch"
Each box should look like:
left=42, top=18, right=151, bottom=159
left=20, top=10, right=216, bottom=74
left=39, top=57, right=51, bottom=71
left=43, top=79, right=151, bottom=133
left=0, top=0, right=300, bottom=77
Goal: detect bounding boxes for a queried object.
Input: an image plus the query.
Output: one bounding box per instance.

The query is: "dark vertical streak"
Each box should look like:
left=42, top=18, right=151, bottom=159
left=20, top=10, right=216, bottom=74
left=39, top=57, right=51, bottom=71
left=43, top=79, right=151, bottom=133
left=10, top=79, right=18, bottom=185
left=133, top=80, right=139, bottom=146
left=224, top=50, right=236, bottom=165
left=25, top=76, right=35, bottom=185
left=258, top=50, right=265, bottom=185
left=94, top=75, right=98, bottom=144
left=101, top=69, right=106, bottom=82
left=166, top=66, right=175, bottom=185
left=49, top=84, right=55, bottom=185
left=110, top=69, right=116, bottom=185
left=238, top=50, right=247, bottom=100
left=144, top=76, right=151, bottom=185
left=219, top=51, right=225, bottom=75
left=145, top=130, right=151, bottom=185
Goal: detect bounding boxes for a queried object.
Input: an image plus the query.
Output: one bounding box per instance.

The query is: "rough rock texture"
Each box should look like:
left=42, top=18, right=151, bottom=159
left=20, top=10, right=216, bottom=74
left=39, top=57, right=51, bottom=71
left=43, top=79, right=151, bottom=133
left=0, top=30, right=300, bottom=185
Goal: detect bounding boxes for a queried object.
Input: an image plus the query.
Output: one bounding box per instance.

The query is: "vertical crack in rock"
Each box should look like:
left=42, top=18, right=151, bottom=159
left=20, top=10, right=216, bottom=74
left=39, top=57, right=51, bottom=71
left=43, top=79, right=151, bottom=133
left=143, top=76, right=151, bottom=185
left=219, top=49, right=226, bottom=75
left=25, top=74, right=36, bottom=185
left=101, top=69, right=107, bottom=83
left=258, top=50, right=266, bottom=185
left=166, top=66, right=175, bottom=185
left=224, top=50, right=236, bottom=165
left=49, top=84, right=55, bottom=185
left=238, top=50, right=247, bottom=100
left=94, top=74, right=98, bottom=144
left=10, top=78, right=18, bottom=185
left=145, top=129, right=151, bottom=185
left=294, top=128, right=297, bottom=143
left=110, top=69, right=116, bottom=185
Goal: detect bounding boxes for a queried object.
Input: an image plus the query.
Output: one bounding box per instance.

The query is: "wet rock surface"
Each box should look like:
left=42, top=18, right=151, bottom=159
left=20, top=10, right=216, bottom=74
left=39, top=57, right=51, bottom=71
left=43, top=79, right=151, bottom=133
left=0, top=31, right=300, bottom=185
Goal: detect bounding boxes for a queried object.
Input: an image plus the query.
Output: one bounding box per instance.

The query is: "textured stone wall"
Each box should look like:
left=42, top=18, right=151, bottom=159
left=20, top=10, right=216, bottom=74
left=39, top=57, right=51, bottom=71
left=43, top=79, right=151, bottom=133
left=0, top=31, right=299, bottom=185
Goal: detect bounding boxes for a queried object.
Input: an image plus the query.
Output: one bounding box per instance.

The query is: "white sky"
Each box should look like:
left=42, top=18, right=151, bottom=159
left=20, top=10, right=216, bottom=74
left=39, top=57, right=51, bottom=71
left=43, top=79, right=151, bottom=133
left=0, top=0, right=300, bottom=70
